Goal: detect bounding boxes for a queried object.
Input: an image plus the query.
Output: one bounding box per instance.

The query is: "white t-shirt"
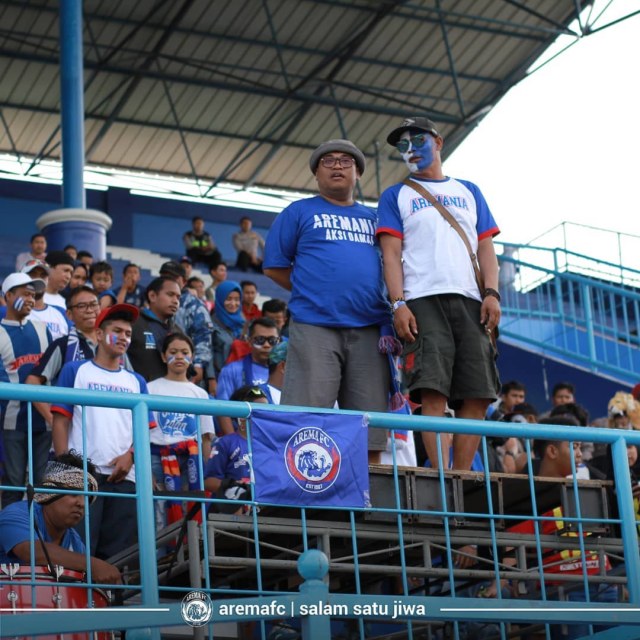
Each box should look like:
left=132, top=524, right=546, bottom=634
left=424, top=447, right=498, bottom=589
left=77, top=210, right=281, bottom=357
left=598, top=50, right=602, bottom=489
left=377, top=177, right=499, bottom=302
left=53, top=360, right=153, bottom=482
left=44, top=292, right=68, bottom=309
left=267, top=384, right=282, bottom=405
left=30, top=305, right=69, bottom=341
left=147, top=377, right=215, bottom=446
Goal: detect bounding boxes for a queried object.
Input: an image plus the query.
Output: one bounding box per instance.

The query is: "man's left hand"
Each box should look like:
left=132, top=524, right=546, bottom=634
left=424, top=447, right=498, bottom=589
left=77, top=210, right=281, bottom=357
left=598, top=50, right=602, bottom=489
left=480, top=296, right=501, bottom=333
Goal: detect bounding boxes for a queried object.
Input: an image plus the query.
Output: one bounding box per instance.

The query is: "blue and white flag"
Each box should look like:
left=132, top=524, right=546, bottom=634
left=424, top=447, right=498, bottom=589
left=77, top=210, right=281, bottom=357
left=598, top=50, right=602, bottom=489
left=249, top=409, right=370, bottom=508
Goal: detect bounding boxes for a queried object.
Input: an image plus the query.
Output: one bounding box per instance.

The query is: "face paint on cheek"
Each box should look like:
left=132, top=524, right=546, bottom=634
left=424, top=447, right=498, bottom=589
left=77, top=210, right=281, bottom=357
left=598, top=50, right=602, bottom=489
left=106, top=333, right=131, bottom=348
left=13, top=297, right=25, bottom=312
left=402, top=137, right=435, bottom=173
left=167, top=355, right=192, bottom=365
left=106, top=333, right=119, bottom=346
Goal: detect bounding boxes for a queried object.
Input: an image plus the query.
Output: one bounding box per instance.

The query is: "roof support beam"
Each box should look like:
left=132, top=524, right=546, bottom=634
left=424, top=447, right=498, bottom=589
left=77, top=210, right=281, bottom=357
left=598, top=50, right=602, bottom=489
left=85, top=0, right=196, bottom=160
left=436, top=0, right=466, bottom=119
left=261, top=0, right=292, bottom=92
left=241, top=0, right=406, bottom=188
left=0, top=47, right=460, bottom=124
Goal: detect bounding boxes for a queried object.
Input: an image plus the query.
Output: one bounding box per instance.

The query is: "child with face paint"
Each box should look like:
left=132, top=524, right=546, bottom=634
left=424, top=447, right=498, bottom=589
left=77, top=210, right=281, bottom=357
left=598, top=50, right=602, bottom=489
left=147, top=332, right=215, bottom=529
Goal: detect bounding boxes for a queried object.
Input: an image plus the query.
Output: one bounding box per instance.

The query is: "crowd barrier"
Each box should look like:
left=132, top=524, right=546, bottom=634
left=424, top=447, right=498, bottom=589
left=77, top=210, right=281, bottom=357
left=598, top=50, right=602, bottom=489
left=1, top=382, right=640, bottom=639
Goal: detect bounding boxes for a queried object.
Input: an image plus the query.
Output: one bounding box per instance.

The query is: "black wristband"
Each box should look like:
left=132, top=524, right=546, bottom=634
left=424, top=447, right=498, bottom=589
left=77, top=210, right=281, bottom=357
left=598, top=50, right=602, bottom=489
left=482, top=288, right=501, bottom=302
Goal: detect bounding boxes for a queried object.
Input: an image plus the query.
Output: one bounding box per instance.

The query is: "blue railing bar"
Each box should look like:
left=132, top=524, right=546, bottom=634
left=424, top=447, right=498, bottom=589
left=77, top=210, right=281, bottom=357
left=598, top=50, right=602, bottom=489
left=10, top=384, right=640, bottom=446
left=244, top=415, right=266, bottom=630
left=497, top=256, right=640, bottom=300
left=500, top=328, right=640, bottom=372
left=497, top=330, right=638, bottom=381
left=496, top=242, right=640, bottom=280
left=4, top=594, right=640, bottom=637
left=582, top=284, right=597, bottom=362
left=567, top=439, right=592, bottom=614
left=611, top=437, right=640, bottom=602
left=79, top=404, right=94, bottom=594
left=348, top=510, right=367, bottom=640
left=132, top=401, right=160, bottom=626
left=523, top=437, right=549, bottom=605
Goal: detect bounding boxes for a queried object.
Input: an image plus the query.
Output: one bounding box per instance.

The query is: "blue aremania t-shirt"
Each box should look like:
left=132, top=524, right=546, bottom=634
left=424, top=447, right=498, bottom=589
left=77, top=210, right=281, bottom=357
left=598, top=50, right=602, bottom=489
left=264, top=196, right=390, bottom=328
left=0, top=501, right=85, bottom=563
left=204, top=432, right=250, bottom=482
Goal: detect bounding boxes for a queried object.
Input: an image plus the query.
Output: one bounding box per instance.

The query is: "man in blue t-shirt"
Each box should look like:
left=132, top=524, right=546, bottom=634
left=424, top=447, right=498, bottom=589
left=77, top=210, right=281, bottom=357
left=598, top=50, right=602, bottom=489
left=216, top=317, right=280, bottom=435
left=0, top=452, right=121, bottom=584
left=264, top=139, right=390, bottom=461
left=377, top=116, right=502, bottom=471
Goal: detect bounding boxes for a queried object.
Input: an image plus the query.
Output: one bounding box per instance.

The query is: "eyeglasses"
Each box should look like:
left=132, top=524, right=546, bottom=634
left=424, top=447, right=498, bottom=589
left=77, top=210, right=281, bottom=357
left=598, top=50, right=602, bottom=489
left=395, top=133, right=430, bottom=154
left=68, top=301, right=100, bottom=311
left=319, top=156, right=355, bottom=169
left=251, top=336, right=280, bottom=347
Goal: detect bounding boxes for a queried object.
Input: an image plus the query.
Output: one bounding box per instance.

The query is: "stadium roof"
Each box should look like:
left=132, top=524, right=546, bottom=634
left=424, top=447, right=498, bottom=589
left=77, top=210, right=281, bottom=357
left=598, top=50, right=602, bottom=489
left=0, top=0, right=636, bottom=205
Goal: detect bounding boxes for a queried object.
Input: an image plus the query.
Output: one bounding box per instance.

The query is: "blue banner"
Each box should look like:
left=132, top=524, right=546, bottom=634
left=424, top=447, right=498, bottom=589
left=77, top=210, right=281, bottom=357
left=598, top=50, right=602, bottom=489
left=249, top=409, right=370, bottom=508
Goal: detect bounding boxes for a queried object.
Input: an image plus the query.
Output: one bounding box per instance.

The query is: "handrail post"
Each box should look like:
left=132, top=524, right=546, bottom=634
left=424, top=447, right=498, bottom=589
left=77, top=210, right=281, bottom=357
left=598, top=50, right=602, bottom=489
left=132, top=400, right=161, bottom=640
left=612, top=437, right=640, bottom=602
left=581, top=283, right=597, bottom=363
left=298, top=550, right=331, bottom=640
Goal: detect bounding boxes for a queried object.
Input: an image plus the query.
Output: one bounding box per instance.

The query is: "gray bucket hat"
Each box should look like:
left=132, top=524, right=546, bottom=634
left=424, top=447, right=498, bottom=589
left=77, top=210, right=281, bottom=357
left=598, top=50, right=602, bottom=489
left=309, top=139, right=365, bottom=175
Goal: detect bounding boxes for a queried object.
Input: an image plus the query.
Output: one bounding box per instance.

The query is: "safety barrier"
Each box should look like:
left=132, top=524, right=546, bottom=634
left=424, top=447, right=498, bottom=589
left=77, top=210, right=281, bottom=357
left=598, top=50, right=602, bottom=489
left=1, top=382, right=640, bottom=639
left=497, top=246, right=640, bottom=383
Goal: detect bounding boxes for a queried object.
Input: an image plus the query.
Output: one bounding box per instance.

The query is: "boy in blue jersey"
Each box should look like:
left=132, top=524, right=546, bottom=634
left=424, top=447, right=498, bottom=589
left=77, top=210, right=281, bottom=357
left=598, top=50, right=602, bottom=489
left=264, top=139, right=390, bottom=461
left=0, top=272, right=52, bottom=507
left=377, top=116, right=502, bottom=471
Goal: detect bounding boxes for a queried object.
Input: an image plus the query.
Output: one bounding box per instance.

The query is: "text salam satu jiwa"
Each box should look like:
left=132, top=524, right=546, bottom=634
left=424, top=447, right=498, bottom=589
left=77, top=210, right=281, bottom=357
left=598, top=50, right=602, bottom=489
left=217, top=600, right=427, bottom=620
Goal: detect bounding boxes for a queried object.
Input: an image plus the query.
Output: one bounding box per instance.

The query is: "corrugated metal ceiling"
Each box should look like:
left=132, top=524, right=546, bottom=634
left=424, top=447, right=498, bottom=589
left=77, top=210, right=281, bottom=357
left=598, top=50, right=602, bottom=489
left=0, top=0, right=605, bottom=201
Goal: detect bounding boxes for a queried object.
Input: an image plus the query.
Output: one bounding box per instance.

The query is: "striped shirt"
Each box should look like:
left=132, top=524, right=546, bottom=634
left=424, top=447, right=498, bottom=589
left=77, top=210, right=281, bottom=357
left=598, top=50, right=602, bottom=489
left=0, top=318, right=51, bottom=431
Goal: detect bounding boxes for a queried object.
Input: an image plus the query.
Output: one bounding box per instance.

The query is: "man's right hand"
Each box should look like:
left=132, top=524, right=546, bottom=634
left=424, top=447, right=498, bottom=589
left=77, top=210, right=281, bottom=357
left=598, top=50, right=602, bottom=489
left=90, top=557, right=123, bottom=584
left=393, top=305, right=419, bottom=343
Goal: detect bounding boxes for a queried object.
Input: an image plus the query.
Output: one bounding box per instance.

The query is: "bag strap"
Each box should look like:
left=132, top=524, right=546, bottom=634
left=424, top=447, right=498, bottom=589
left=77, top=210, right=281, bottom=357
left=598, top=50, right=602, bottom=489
left=403, top=178, right=484, bottom=293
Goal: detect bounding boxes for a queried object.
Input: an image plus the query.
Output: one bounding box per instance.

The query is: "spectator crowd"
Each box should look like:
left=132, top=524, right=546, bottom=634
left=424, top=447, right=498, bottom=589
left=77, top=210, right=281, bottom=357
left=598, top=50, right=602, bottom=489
left=0, top=120, right=638, bottom=636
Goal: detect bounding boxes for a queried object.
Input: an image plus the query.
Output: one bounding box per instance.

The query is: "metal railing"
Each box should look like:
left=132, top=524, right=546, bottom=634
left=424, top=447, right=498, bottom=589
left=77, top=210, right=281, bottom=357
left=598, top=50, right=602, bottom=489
left=514, top=222, right=640, bottom=287
left=1, top=383, right=640, bottom=640
left=497, top=247, right=640, bottom=384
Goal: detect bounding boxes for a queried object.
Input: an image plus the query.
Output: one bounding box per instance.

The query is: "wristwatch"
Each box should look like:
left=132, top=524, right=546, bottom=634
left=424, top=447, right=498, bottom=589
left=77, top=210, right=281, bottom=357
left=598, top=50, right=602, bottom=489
left=482, top=288, right=501, bottom=302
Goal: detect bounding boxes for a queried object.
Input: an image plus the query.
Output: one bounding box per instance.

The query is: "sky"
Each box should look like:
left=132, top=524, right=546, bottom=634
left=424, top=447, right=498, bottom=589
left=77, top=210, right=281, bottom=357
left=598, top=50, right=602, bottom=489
left=444, top=0, right=640, bottom=266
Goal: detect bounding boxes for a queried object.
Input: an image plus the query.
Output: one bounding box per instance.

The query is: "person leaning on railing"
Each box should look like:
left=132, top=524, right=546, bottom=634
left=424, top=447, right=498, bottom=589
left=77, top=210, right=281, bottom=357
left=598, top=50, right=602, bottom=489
left=0, top=452, right=121, bottom=585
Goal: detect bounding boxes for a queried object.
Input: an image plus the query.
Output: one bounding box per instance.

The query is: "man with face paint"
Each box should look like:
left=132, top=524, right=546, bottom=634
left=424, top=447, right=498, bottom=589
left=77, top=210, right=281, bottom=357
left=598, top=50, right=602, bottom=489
left=0, top=273, right=52, bottom=507
left=264, top=140, right=390, bottom=461
left=51, top=303, right=157, bottom=560
left=377, top=116, right=501, bottom=471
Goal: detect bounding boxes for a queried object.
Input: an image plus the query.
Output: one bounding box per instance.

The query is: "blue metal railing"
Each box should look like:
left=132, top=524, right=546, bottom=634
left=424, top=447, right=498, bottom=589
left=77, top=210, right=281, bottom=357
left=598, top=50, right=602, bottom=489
left=1, top=383, right=640, bottom=639
left=497, top=247, right=640, bottom=383
left=507, top=222, right=640, bottom=288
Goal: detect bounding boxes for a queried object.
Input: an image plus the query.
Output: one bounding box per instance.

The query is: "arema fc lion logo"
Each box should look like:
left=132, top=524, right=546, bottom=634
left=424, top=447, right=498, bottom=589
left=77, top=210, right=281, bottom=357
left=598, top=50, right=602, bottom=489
left=181, top=590, right=213, bottom=627
left=285, top=427, right=341, bottom=493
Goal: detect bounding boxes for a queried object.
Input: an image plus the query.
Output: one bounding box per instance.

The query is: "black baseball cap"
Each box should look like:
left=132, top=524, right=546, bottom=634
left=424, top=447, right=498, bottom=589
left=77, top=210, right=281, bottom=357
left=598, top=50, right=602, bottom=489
left=386, top=116, right=440, bottom=146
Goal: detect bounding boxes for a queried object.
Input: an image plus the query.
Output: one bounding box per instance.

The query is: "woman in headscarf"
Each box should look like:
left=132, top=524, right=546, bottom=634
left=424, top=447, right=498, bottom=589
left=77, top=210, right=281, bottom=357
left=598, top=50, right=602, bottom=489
left=208, top=280, right=245, bottom=384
